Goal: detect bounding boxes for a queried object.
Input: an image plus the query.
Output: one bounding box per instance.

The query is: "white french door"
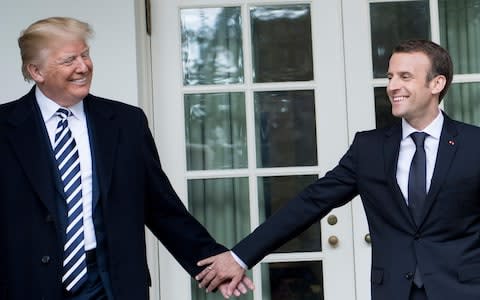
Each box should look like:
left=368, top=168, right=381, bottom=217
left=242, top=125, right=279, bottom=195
left=148, top=0, right=373, bottom=299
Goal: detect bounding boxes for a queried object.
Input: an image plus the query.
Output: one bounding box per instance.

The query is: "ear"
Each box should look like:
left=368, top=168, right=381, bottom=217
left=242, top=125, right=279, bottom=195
left=26, top=63, right=45, bottom=83
left=430, top=75, right=447, bottom=96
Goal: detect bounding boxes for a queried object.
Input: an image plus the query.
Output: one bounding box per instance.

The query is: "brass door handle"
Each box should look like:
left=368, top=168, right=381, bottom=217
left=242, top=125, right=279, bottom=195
left=328, top=235, right=339, bottom=246
left=364, top=233, right=371, bottom=244
left=327, top=215, right=337, bottom=225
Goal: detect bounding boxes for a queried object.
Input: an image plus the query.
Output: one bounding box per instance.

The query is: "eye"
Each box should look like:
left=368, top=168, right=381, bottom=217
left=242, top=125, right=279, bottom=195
left=61, top=57, right=75, bottom=66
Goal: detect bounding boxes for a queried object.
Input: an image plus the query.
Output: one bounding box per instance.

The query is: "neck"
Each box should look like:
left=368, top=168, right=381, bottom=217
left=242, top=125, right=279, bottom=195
left=406, top=109, right=440, bottom=131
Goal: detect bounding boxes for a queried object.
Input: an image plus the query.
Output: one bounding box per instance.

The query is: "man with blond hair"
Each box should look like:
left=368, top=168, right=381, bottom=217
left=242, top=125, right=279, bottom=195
left=0, top=17, right=252, bottom=299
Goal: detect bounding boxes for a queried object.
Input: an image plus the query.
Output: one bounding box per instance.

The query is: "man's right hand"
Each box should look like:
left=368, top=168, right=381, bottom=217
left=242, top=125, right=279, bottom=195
left=218, top=275, right=254, bottom=299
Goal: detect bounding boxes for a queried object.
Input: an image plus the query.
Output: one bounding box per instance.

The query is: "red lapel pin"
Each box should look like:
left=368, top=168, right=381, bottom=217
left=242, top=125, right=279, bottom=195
left=448, top=140, right=455, bottom=146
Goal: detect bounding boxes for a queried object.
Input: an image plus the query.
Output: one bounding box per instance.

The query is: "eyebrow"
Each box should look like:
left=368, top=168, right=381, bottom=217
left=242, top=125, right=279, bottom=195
left=57, top=48, right=90, bottom=62
left=386, top=71, right=413, bottom=77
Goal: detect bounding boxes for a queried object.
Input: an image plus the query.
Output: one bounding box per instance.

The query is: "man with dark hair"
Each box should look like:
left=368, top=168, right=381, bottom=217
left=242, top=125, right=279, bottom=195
left=392, top=39, right=453, bottom=101
left=196, top=40, right=480, bottom=300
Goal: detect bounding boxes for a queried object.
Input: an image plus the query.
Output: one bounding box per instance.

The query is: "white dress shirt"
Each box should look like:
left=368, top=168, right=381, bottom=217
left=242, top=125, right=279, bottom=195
left=35, top=87, right=97, bottom=250
left=396, top=110, right=444, bottom=203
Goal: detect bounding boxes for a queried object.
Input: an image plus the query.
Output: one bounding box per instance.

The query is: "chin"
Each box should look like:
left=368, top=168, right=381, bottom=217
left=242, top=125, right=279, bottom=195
left=391, top=110, right=403, bottom=119
left=73, top=88, right=90, bottom=99
left=68, top=93, right=89, bottom=104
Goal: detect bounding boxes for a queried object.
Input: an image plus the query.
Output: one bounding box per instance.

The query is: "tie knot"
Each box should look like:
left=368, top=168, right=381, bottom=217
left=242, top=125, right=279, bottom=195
left=56, top=108, right=71, bottom=120
left=410, top=132, right=428, bottom=148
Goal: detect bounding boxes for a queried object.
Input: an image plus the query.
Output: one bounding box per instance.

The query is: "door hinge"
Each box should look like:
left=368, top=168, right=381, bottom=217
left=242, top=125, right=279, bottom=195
left=145, top=0, right=151, bottom=35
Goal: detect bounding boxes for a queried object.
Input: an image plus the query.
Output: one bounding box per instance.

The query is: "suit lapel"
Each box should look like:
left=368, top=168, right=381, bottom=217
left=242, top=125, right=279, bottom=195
left=419, top=114, right=458, bottom=226
left=6, top=89, right=58, bottom=216
left=84, top=95, right=119, bottom=207
left=384, top=124, right=416, bottom=227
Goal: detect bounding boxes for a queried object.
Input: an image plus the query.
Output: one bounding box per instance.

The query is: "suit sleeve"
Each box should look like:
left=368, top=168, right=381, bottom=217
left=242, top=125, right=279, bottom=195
left=232, top=133, right=360, bottom=268
left=138, top=111, right=227, bottom=276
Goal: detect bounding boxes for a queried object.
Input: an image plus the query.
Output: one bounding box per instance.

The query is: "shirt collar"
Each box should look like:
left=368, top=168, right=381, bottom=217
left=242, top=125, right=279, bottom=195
left=35, top=86, right=85, bottom=122
left=401, top=108, right=444, bottom=141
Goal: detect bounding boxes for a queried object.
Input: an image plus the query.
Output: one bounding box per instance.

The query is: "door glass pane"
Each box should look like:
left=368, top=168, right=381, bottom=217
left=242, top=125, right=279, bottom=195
left=254, top=90, right=317, bottom=168
left=188, top=177, right=250, bottom=246
left=261, top=261, right=324, bottom=300
left=370, top=0, right=430, bottom=78
left=439, top=0, right=480, bottom=74
left=185, top=93, right=247, bottom=170
left=188, top=177, right=251, bottom=300
left=374, top=87, right=400, bottom=129
left=444, top=83, right=480, bottom=126
left=250, top=4, right=313, bottom=82
left=180, top=7, right=244, bottom=85
left=258, top=175, right=321, bottom=252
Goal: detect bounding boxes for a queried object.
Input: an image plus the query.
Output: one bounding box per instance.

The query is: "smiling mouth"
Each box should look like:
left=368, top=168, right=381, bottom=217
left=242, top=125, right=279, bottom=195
left=392, top=96, right=408, bottom=103
left=70, top=77, right=88, bottom=85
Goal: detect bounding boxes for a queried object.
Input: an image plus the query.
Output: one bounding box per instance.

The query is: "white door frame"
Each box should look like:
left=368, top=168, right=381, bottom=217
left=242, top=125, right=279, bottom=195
left=342, top=1, right=376, bottom=300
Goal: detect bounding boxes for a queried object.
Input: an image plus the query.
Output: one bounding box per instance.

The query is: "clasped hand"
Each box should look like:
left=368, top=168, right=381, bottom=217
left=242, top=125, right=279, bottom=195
left=195, top=251, right=254, bottom=298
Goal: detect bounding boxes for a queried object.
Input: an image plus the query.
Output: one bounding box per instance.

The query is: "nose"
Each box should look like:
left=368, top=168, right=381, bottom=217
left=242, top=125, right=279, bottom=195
left=387, top=76, right=400, bottom=93
left=74, top=56, right=89, bottom=72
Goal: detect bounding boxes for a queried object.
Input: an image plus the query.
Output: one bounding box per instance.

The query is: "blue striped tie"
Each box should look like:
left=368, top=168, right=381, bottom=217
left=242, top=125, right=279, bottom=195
left=54, top=108, right=87, bottom=292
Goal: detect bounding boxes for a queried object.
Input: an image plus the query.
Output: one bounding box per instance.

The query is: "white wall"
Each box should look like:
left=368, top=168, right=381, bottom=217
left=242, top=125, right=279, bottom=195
left=0, top=0, right=141, bottom=107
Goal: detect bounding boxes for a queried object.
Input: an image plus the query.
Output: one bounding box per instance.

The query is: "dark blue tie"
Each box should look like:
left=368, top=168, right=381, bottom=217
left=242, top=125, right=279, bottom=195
left=408, top=132, right=427, bottom=224
left=408, top=131, right=428, bottom=287
left=54, top=108, right=87, bottom=292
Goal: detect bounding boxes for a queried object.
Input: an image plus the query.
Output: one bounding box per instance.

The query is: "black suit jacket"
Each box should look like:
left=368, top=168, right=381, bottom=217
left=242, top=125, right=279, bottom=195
left=233, top=113, right=480, bottom=299
left=0, top=87, right=227, bottom=299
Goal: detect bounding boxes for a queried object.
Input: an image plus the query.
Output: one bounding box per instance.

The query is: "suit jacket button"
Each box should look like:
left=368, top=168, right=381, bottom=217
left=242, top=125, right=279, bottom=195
left=41, top=256, right=51, bottom=264
left=46, top=215, right=54, bottom=223
left=405, top=272, right=414, bottom=280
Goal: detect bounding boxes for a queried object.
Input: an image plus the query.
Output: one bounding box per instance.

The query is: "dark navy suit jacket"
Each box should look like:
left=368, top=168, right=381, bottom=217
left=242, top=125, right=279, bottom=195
left=0, top=87, right=227, bottom=299
left=233, top=112, right=480, bottom=299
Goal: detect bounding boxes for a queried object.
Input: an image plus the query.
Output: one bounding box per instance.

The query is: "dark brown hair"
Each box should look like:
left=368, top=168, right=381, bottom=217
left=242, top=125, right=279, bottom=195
left=392, top=39, right=453, bottom=102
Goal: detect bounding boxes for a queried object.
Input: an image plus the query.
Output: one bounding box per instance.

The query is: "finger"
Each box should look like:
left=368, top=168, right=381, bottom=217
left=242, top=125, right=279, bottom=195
left=197, top=256, right=215, bottom=267
left=227, top=274, right=243, bottom=296
left=206, top=276, right=224, bottom=293
left=242, top=276, right=255, bottom=290
left=199, top=270, right=216, bottom=289
left=237, top=281, right=247, bottom=294
left=233, top=288, right=241, bottom=297
left=218, top=285, right=230, bottom=299
left=199, top=269, right=217, bottom=289
left=195, top=265, right=212, bottom=281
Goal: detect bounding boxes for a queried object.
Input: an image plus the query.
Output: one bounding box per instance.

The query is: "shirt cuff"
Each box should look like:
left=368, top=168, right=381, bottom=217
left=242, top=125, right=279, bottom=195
left=230, top=251, right=247, bottom=269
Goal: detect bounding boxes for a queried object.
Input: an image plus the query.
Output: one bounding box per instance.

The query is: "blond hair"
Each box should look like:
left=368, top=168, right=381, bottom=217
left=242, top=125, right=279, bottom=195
left=18, top=17, right=93, bottom=81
